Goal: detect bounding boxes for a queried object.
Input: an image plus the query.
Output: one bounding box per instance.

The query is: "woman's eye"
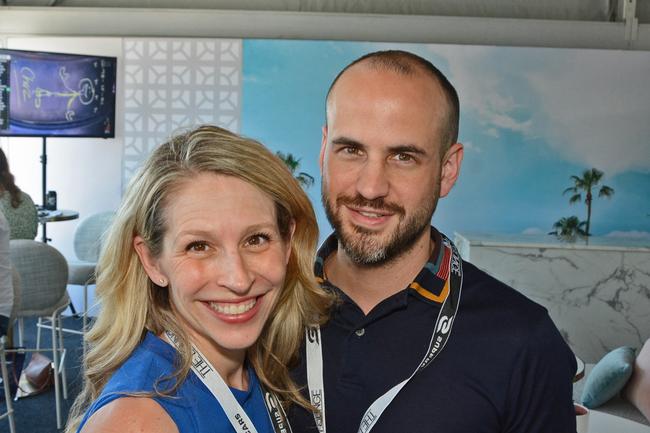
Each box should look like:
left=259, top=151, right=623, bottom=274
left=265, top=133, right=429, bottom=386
left=246, top=233, right=271, bottom=247
left=187, top=241, right=209, bottom=252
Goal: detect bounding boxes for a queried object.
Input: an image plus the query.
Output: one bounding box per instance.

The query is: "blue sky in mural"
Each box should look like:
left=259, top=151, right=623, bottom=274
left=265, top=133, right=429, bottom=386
left=241, top=40, right=650, bottom=244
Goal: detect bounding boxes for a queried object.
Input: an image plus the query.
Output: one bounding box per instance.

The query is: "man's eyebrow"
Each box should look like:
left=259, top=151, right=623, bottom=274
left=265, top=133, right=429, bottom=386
left=387, top=144, right=428, bottom=156
left=331, top=136, right=364, bottom=147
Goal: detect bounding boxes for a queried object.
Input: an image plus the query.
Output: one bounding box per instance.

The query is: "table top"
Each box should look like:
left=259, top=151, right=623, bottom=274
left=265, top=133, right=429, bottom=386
left=37, top=209, right=79, bottom=224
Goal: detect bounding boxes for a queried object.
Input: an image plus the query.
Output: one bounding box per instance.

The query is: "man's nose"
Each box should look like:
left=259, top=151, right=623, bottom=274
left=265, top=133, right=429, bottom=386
left=356, top=159, right=389, bottom=200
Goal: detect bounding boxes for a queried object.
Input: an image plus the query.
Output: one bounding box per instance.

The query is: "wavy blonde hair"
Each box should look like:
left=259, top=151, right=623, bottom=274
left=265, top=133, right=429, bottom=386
left=66, top=125, right=332, bottom=433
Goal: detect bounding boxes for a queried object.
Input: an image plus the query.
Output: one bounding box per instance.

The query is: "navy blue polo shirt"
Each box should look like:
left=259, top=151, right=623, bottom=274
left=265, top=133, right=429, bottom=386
left=289, top=227, right=577, bottom=433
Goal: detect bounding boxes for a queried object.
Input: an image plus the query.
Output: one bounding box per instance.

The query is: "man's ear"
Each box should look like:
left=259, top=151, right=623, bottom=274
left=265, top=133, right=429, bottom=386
left=319, top=125, right=328, bottom=173
left=133, top=236, right=167, bottom=286
left=439, top=142, right=464, bottom=198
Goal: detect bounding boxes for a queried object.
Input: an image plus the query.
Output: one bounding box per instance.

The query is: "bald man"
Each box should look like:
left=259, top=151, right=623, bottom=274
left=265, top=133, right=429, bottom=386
left=289, top=50, right=577, bottom=433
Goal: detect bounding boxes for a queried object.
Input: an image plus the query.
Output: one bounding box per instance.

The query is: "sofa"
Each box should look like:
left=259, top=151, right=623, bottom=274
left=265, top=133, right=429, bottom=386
left=572, top=338, right=650, bottom=427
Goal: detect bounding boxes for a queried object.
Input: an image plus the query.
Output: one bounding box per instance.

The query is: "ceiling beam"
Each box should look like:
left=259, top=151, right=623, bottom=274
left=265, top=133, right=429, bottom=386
left=0, top=6, right=648, bottom=50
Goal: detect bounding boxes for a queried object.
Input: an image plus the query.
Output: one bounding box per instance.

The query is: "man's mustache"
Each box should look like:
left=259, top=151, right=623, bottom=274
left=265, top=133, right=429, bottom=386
left=336, top=194, right=405, bottom=216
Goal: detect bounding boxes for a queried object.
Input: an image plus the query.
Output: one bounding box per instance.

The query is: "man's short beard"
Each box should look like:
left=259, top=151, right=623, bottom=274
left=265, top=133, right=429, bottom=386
left=322, top=186, right=437, bottom=267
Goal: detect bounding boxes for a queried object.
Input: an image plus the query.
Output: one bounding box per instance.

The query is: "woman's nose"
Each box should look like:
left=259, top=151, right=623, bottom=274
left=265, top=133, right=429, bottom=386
left=215, top=251, right=254, bottom=294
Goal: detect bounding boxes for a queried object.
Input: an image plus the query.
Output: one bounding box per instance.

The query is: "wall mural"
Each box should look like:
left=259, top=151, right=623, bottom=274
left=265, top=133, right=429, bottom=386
left=241, top=40, right=650, bottom=245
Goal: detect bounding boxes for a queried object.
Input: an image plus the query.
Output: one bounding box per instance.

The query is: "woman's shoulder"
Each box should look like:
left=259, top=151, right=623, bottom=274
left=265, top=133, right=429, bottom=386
left=18, top=191, right=35, bottom=205
left=0, top=190, right=34, bottom=206
left=103, top=332, right=177, bottom=393
left=77, top=333, right=181, bottom=433
left=79, top=396, right=179, bottom=433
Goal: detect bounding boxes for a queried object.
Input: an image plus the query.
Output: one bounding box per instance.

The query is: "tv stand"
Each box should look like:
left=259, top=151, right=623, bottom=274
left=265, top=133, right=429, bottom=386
left=41, top=136, right=47, bottom=209
left=40, top=136, right=49, bottom=242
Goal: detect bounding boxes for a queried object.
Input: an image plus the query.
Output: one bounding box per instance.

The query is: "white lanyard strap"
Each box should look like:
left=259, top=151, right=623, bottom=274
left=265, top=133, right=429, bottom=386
left=306, top=234, right=464, bottom=433
left=305, top=326, right=326, bottom=433
left=164, top=331, right=270, bottom=433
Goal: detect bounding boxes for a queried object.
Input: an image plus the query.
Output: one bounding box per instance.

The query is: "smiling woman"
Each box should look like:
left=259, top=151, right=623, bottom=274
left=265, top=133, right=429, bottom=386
left=64, top=125, right=333, bottom=433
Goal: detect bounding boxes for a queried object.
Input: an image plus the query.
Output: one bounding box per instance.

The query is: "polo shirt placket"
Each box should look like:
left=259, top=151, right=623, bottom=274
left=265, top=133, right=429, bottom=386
left=312, top=229, right=450, bottom=430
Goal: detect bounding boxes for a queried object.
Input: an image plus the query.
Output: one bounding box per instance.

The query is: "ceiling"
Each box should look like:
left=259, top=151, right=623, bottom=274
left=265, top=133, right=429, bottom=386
left=1, top=0, right=648, bottom=50
left=2, top=0, right=648, bottom=22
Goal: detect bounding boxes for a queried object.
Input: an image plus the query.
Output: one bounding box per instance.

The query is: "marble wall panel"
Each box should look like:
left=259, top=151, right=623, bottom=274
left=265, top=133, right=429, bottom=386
left=456, top=238, right=650, bottom=363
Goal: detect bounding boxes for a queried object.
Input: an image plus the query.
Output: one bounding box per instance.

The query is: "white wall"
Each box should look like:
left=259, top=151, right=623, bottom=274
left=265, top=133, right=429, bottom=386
left=1, top=37, right=124, bottom=260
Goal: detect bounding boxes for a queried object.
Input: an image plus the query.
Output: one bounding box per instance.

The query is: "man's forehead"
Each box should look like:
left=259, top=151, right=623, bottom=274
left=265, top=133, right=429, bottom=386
left=328, top=64, right=442, bottom=108
left=326, top=66, right=445, bottom=127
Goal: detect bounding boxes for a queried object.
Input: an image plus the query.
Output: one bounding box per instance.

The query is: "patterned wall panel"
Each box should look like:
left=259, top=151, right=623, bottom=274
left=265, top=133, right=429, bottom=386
left=122, top=38, right=242, bottom=188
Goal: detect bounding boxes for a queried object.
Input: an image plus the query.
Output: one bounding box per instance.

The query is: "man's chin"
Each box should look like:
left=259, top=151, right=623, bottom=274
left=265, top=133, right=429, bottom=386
left=338, top=231, right=391, bottom=266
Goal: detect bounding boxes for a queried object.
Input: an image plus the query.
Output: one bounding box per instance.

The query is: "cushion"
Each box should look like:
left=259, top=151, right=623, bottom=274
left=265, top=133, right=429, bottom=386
left=623, top=338, right=650, bottom=423
left=581, top=346, right=636, bottom=408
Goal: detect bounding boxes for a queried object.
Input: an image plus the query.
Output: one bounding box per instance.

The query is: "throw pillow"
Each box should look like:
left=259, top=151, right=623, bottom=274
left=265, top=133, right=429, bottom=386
left=623, top=338, right=650, bottom=423
left=581, top=346, right=636, bottom=408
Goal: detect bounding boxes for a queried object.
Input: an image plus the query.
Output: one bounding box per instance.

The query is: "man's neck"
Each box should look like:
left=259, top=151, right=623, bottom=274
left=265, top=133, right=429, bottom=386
left=325, top=230, right=434, bottom=315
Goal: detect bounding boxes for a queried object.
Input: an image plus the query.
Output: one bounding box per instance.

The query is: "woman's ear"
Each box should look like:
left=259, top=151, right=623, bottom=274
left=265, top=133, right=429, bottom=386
left=133, top=236, right=168, bottom=286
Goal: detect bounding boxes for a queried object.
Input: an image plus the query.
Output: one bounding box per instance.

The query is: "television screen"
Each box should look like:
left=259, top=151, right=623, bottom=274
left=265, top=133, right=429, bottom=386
left=0, top=48, right=116, bottom=137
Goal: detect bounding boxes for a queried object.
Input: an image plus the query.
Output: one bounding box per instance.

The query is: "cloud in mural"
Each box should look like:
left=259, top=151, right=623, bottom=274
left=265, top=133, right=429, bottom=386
left=606, top=230, right=650, bottom=239
left=525, top=50, right=650, bottom=174
left=425, top=45, right=650, bottom=174
left=522, top=227, right=545, bottom=235
left=463, top=140, right=481, bottom=153
left=243, top=74, right=262, bottom=83
left=426, top=45, right=534, bottom=139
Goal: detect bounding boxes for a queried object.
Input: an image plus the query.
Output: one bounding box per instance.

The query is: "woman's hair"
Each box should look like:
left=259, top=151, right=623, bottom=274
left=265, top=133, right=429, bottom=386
left=0, top=148, right=23, bottom=208
left=66, top=125, right=333, bottom=432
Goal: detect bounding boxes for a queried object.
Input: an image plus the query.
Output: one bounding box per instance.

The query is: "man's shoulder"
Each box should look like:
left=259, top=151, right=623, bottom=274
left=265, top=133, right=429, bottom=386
left=461, top=260, right=547, bottom=311
left=458, top=260, right=557, bottom=339
left=458, top=260, right=574, bottom=370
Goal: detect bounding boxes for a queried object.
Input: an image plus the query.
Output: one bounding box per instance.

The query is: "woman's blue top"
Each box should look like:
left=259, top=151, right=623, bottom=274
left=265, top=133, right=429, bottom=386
left=77, top=332, right=274, bottom=433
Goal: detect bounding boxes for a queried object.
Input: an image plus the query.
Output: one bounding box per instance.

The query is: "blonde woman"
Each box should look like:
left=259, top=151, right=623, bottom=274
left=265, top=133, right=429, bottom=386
left=66, top=125, right=332, bottom=433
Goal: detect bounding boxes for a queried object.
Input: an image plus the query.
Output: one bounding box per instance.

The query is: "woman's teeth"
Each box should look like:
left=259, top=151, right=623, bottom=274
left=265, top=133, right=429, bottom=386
left=209, top=298, right=256, bottom=315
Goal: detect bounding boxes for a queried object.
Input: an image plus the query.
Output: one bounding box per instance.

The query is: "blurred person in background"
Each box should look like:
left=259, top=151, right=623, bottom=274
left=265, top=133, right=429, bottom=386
left=0, top=148, right=38, bottom=240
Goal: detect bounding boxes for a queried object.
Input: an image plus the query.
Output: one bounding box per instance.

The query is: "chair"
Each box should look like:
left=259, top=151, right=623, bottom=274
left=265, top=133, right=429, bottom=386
left=0, top=335, right=15, bottom=433
left=0, top=258, right=20, bottom=433
left=66, top=211, right=114, bottom=332
left=9, top=239, right=70, bottom=429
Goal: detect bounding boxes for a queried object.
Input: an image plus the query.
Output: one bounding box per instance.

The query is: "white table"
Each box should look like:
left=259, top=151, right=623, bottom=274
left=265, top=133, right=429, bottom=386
left=589, top=411, right=650, bottom=433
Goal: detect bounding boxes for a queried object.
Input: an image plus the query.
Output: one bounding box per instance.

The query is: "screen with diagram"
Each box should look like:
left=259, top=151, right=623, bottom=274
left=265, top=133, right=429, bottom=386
left=0, top=48, right=116, bottom=137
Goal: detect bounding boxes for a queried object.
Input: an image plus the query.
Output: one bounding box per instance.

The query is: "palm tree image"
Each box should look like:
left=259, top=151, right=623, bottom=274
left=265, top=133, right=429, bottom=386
left=549, top=216, right=588, bottom=242
left=276, top=151, right=315, bottom=189
left=563, top=168, right=614, bottom=236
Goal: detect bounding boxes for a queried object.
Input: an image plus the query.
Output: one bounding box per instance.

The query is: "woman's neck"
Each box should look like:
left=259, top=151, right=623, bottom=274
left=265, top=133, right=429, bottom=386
left=163, top=329, right=249, bottom=391
left=215, top=352, right=249, bottom=391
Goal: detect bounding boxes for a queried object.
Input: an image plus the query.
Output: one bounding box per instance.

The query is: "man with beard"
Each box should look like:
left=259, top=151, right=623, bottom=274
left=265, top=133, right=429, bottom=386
left=288, top=50, right=577, bottom=433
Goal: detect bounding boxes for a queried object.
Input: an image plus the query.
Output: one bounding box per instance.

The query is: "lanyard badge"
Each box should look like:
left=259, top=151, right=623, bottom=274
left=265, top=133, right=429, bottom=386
left=164, top=331, right=292, bottom=433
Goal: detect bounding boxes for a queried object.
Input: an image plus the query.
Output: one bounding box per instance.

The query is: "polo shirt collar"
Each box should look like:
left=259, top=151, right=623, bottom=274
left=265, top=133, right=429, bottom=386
left=315, top=226, right=450, bottom=305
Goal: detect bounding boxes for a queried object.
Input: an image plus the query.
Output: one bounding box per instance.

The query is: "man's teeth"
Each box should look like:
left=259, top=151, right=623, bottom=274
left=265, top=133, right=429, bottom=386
left=209, top=299, right=256, bottom=315
left=359, top=211, right=382, bottom=218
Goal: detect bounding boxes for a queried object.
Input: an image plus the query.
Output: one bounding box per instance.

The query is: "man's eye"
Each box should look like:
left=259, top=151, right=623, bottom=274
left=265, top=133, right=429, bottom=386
left=187, top=241, right=209, bottom=252
left=342, top=146, right=362, bottom=156
left=394, top=153, right=414, bottom=162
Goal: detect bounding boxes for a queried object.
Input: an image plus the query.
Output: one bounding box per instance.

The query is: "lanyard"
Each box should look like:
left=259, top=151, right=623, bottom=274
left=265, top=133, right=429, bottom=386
left=305, top=234, right=463, bottom=433
left=164, top=331, right=292, bottom=433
